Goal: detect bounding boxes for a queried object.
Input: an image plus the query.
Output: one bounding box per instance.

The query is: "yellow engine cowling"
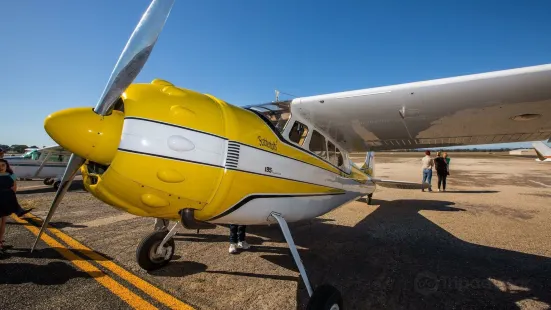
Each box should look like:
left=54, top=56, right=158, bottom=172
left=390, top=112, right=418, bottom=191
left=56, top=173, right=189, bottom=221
left=81, top=80, right=229, bottom=219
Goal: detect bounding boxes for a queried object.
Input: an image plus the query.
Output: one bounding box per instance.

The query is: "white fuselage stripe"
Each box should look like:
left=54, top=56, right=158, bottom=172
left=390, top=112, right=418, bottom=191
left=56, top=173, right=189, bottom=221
left=119, top=118, right=374, bottom=194
left=119, top=118, right=227, bottom=168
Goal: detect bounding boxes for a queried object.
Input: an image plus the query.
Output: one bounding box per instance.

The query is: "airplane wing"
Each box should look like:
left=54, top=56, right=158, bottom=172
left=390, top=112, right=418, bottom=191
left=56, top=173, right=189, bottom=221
left=38, top=144, right=64, bottom=152
left=290, top=64, right=551, bottom=152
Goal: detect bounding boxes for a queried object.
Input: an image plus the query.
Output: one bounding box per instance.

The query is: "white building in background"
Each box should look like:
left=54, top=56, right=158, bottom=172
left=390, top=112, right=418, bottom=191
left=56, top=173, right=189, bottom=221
left=509, top=149, right=536, bottom=155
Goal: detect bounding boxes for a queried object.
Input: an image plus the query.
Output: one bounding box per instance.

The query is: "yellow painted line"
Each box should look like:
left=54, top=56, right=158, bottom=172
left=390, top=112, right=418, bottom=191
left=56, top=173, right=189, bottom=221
left=25, top=213, right=194, bottom=310
left=11, top=215, right=157, bottom=310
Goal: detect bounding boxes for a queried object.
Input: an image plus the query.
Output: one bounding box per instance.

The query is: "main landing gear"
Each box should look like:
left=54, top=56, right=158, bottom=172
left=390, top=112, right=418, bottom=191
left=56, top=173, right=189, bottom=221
left=269, top=212, right=343, bottom=310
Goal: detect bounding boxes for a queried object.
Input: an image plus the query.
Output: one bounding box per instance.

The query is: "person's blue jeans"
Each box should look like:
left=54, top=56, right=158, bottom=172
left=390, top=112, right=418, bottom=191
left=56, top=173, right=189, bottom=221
left=422, top=169, right=432, bottom=189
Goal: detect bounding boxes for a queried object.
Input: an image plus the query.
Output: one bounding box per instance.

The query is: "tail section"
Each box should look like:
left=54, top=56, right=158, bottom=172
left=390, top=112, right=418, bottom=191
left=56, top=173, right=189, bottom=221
left=360, top=151, right=375, bottom=176
left=532, top=141, right=551, bottom=162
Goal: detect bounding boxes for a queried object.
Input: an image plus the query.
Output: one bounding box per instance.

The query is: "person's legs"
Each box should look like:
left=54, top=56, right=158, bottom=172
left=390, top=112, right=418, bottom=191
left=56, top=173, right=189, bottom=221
left=442, top=174, right=447, bottom=191
left=229, top=224, right=238, bottom=254
left=437, top=173, right=443, bottom=191
left=237, top=225, right=250, bottom=249
left=0, top=216, right=6, bottom=252
left=237, top=225, right=246, bottom=242
left=422, top=169, right=428, bottom=191
left=427, top=170, right=433, bottom=191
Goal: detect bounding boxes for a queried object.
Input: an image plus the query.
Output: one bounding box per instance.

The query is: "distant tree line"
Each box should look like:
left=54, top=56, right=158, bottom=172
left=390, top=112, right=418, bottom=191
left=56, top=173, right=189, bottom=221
left=0, top=144, right=39, bottom=153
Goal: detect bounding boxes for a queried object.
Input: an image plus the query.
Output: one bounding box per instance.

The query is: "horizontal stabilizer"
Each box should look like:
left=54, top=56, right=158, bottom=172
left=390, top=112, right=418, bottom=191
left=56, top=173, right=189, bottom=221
left=533, top=141, right=551, bottom=161
left=373, top=179, right=431, bottom=190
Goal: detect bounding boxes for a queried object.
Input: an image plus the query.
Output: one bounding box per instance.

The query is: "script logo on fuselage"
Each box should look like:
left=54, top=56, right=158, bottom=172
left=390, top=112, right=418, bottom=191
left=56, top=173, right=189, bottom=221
left=258, top=136, right=277, bottom=152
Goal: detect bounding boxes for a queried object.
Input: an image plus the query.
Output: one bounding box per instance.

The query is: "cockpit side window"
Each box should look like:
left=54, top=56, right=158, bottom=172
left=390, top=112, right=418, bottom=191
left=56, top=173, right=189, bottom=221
left=327, top=141, right=336, bottom=165
left=288, top=121, right=309, bottom=146
left=309, top=130, right=327, bottom=159
left=336, top=147, right=344, bottom=167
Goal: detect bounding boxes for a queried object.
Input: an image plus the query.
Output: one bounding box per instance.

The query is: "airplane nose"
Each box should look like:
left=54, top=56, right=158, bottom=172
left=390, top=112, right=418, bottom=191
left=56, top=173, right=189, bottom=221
left=44, top=107, right=124, bottom=165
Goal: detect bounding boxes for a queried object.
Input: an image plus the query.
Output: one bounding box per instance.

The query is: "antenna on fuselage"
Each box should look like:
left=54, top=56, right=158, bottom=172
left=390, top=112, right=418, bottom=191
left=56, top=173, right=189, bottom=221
left=274, top=89, right=298, bottom=102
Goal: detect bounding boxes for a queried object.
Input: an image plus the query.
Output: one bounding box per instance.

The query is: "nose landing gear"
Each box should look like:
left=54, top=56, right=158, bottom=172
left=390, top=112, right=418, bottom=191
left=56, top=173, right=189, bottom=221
left=136, top=224, right=176, bottom=271
left=136, top=210, right=216, bottom=271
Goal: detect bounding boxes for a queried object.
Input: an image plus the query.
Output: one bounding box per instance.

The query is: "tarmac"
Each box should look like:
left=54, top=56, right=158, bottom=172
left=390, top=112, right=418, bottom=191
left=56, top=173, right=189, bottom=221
left=1, top=153, right=550, bottom=309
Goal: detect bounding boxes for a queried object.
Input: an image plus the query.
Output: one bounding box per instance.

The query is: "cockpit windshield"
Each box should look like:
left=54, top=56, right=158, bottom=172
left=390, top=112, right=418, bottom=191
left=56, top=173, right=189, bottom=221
left=244, top=100, right=291, bottom=133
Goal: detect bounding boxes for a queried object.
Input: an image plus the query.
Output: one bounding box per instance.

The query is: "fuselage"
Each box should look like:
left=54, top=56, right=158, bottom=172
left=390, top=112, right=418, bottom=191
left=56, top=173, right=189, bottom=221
left=49, top=80, right=375, bottom=225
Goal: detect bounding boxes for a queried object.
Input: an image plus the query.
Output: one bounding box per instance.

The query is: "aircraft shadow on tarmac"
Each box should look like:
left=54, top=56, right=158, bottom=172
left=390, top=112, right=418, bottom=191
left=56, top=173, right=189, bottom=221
left=0, top=247, right=106, bottom=285
left=0, top=261, right=102, bottom=285
left=7, top=221, right=88, bottom=229
left=1, top=246, right=113, bottom=262
left=169, top=198, right=550, bottom=310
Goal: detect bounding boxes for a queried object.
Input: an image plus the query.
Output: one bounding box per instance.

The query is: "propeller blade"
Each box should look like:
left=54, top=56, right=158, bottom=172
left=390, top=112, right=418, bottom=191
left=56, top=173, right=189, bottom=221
left=94, top=0, right=175, bottom=116
left=31, top=154, right=86, bottom=252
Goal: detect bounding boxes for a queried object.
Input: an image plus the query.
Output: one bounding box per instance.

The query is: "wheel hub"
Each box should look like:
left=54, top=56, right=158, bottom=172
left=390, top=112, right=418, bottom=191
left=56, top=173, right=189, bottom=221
left=149, top=241, right=172, bottom=262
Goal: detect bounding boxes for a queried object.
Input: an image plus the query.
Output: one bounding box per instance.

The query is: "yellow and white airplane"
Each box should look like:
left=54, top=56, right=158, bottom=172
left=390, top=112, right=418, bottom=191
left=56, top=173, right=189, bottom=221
left=31, top=0, right=551, bottom=308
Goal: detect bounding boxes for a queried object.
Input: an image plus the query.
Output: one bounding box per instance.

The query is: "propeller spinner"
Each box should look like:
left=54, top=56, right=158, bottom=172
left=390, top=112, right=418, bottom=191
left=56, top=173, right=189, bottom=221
left=31, top=0, right=175, bottom=252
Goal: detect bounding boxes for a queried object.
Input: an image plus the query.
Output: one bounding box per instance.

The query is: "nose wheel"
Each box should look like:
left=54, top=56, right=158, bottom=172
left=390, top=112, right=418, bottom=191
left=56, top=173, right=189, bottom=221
left=136, top=226, right=177, bottom=271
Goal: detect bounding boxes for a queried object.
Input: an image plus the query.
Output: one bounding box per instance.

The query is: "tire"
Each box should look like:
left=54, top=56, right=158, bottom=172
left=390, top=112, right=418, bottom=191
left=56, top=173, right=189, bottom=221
left=53, top=181, right=61, bottom=190
left=43, top=178, right=54, bottom=185
left=136, top=231, right=175, bottom=271
left=306, top=284, right=343, bottom=310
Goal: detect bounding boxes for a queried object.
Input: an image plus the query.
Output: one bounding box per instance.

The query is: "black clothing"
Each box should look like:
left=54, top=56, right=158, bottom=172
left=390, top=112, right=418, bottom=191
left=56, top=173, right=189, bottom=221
left=437, top=173, right=447, bottom=190
left=434, top=157, right=449, bottom=175
left=229, top=224, right=246, bottom=243
left=434, top=157, right=449, bottom=190
left=0, top=174, right=20, bottom=217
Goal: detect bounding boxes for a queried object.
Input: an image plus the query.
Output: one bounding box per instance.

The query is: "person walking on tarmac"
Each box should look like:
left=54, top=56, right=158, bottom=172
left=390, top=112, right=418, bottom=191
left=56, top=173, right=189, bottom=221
left=421, top=150, right=434, bottom=192
left=434, top=151, right=449, bottom=192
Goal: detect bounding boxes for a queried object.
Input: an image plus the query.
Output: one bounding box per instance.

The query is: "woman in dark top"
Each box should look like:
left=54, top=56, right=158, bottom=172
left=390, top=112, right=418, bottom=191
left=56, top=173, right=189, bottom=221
left=0, top=159, right=30, bottom=253
left=434, top=151, right=449, bottom=192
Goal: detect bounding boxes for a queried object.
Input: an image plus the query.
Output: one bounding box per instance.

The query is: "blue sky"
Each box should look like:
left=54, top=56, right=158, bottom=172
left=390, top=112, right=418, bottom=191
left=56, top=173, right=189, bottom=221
left=1, top=0, right=550, bottom=148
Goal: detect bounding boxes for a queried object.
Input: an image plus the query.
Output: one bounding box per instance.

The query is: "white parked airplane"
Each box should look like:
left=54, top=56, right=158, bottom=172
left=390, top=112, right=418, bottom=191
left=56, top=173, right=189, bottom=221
left=533, top=141, right=551, bottom=162
left=4, top=145, right=79, bottom=189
